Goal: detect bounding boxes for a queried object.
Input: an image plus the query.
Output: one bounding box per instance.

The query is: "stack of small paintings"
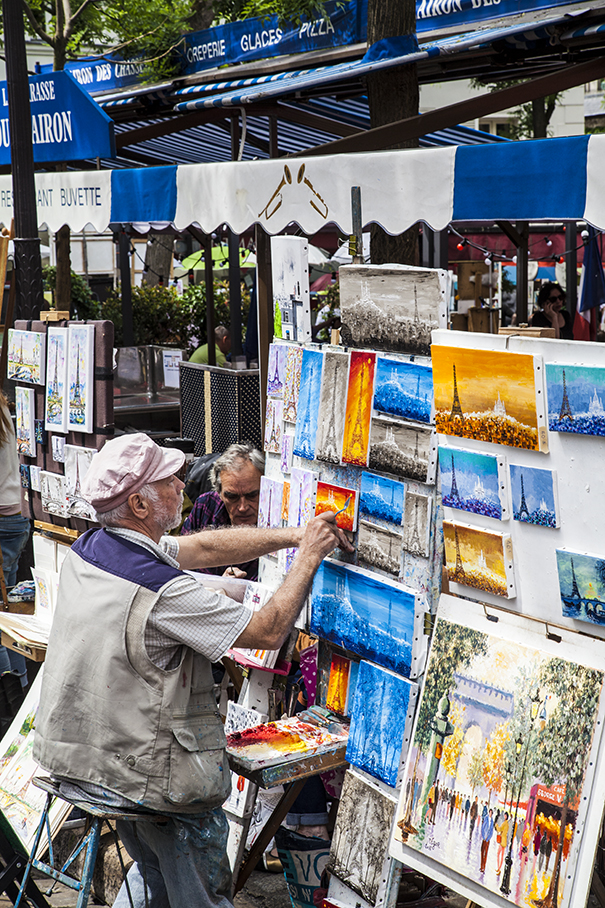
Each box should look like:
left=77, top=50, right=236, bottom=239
left=7, top=330, right=45, bottom=385
left=402, top=491, right=432, bottom=558
left=369, top=417, right=434, bottom=483
left=391, top=600, right=605, bottom=908
left=546, top=363, right=605, bottom=436
left=509, top=464, right=559, bottom=528
left=346, top=661, right=417, bottom=788
left=556, top=548, right=605, bottom=625
left=439, top=447, right=507, bottom=520
left=443, top=520, right=515, bottom=599
left=310, top=560, right=417, bottom=677
left=432, top=346, right=547, bottom=453
left=315, top=482, right=357, bottom=532
left=373, top=358, right=432, bottom=423
left=339, top=264, right=447, bottom=356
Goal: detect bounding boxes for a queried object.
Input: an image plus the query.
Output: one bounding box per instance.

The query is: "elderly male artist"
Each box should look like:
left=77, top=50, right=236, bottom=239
left=182, top=442, right=264, bottom=579
left=33, top=434, right=350, bottom=908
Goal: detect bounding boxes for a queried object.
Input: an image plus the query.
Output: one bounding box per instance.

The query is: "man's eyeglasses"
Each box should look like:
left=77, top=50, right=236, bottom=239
left=222, top=490, right=260, bottom=502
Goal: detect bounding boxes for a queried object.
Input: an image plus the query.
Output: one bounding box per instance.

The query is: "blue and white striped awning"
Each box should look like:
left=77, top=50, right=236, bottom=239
left=1, top=135, right=603, bottom=234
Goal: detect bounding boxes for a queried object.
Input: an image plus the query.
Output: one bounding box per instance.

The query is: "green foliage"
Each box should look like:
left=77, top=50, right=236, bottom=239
left=213, top=0, right=334, bottom=27
left=42, top=266, right=100, bottom=320
left=415, top=619, right=489, bottom=752
left=101, top=279, right=249, bottom=354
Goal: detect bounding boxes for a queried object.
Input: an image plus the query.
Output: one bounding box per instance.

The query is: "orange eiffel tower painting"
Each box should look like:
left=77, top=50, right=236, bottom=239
left=342, top=351, right=376, bottom=466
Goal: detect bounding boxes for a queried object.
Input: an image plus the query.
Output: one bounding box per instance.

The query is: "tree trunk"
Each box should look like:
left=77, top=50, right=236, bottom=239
left=366, top=0, right=419, bottom=266
left=55, top=224, right=72, bottom=311
left=187, top=0, right=214, bottom=31
left=143, top=233, right=174, bottom=287
left=532, top=98, right=548, bottom=138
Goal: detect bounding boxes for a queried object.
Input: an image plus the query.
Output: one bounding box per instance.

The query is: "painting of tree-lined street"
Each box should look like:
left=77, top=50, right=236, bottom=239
left=394, top=614, right=604, bottom=908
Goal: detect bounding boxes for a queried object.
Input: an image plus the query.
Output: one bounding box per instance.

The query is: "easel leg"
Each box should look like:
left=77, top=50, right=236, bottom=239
left=234, top=779, right=306, bottom=895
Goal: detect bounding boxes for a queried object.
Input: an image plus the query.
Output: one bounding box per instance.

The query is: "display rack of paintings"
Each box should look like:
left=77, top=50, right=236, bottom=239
left=390, top=594, right=605, bottom=908
left=7, top=329, right=45, bottom=385
left=15, top=387, right=35, bottom=457
left=44, top=327, right=69, bottom=434
left=67, top=324, right=95, bottom=434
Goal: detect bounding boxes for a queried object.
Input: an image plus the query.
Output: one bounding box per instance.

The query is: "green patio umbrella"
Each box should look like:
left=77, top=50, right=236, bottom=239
left=180, top=245, right=256, bottom=272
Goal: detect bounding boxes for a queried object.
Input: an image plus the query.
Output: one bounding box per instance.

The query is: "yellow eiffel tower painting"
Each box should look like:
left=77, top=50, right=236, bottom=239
left=342, top=351, right=376, bottom=466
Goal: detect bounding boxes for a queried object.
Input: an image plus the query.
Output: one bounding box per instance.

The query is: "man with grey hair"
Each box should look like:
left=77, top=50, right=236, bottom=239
left=34, top=433, right=351, bottom=908
left=190, top=325, right=231, bottom=367
left=182, top=441, right=265, bottom=579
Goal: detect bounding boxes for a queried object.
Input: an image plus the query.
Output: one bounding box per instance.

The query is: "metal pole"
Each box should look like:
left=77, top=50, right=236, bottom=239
left=118, top=228, right=134, bottom=346
left=2, top=0, right=44, bottom=321
left=204, top=232, right=215, bottom=366
left=351, top=186, right=363, bottom=264
left=229, top=115, right=243, bottom=361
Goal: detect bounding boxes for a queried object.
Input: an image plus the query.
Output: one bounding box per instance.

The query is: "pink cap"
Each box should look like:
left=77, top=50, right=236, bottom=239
left=82, top=434, right=186, bottom=514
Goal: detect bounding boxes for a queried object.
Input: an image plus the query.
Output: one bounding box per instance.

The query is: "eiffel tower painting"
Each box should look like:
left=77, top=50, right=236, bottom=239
left=293, top=349, right=323, bottom=459
left=404, top=493, right=429, bottom=557
left=317, top=353, right=347, bottom=464
left=559, top=369, right=574, bottom=420
left=343, top=352, right=375, bottom=465
left=517, top=473, right=531, bottom=520
left=450, top=364, right=464, bottom=418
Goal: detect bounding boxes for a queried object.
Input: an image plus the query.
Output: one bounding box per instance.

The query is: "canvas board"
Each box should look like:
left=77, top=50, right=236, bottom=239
left=359, top=471, right=405, bottom=526
left=432, top=344, right=548, bottom=453
left=545, top=362, right=605, bottom=436
left=7, top=329, right=45, bottom=385
left=369, top=416, right=436, bottom=485
left=509, top=464, right=559, bottom=529
left=293, top=348, right=323, bottom=459
left=64, top=445, right=97, bottom=520
left=283, top=345, right=303, bottom=423
left=40, top=470, right=69, bottom=518
left=439, top=445, right=509, bottom=520
left=315, top=349, right=349, bottom=465
left=339, top=264, right=448, bottom=356
left=443, top=519, right=515, bottom=599
left=358, top=520, right=403, bottom=577
left=280, top=432, right=294, bottom=474
left=67, top=324, right=95, bottom=434
left=267, top=342, right=287, bottom=398
left=15, top=387, right=35, bottom=457
left=271, top=236, right=311, bottom=343
left=45, top=327, right=69, bottom=434
left=373, top=356, right=433, bottom=424
left=556, top=548, right=605, bottom=627
left=264, top=398, right=283, bottom=455
left=389, top=593, right=605, bottom=908
left=326, top=654, right=360, bottom=717
left=342, top=351, right=376, bottom=467
left=288, top=467, right=317, bottom=529
left=402, top=491, right=432, bottom=559
left=315, top=481, right=358, bottom=532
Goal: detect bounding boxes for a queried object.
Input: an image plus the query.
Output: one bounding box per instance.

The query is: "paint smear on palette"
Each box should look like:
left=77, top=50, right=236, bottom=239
left=293, top=349, right=323, bottom=459
left=432, top=345, right=547, bottom=452
left=443, top=519, right=515, bottom=598
left=267, top=343, right=287, bottom=397
left=281, top=482, right=290, bottom=522
left=226, top=716, right=348, bottom=770
left=283, top=345, right=303, bottom=423
left=315, top=481, right=358, bottom=532
left=264, top=398, right=283, bottom=454
left=342, top=351, right=376, bottom=466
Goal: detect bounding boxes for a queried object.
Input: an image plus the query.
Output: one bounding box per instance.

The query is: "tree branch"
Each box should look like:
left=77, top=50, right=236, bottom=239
left=20, top=0, right=55, bottom=46
left=67, top=0, right=98, bottom=31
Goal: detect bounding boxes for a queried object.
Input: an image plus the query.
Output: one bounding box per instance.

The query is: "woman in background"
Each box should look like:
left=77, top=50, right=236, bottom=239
left=530, top=282, right=573, bottom=339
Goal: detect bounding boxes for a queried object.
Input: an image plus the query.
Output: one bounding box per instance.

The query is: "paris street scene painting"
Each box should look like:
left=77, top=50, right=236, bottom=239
left=556, top=548, right=605, bottom=626
left=315, top=349, right=350, bottom=465
left=358, top=520, right=403, bottom=576
left=432, top=346, right=546, bottom=453
left=339, top=264, right=446, bottom=356
left=310, top=559, right=416, bottom=677
left=443, top=520, right=515, bottom=599
left=329, top=770, right=397, bottom=906
left=7, top=329, right=45, bottom=385
left=393, top=613, right=604, bottom=908
left=545, top=363, right=605, bottom=436
left=346, top=660, right=417, bottom=788
left=67, top=324, right=95, bottom=434
left=509, top=465, right=559, bottom=529
left=369, top=416, right=435, bottom=484
left=439, top=446, right=507, bottom=520
left=342, top=351, right=376, bottom=467
left=293, top=348, right=323, bottom=459
left=359, top=471, right=405, bottom=525
left=373, top=357, right=433, bottom=424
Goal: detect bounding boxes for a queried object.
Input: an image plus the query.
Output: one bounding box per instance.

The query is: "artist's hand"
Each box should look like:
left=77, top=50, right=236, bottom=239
left=223, top=566, right=247, bottom=578
left=299, top=512, right=354, bottom=564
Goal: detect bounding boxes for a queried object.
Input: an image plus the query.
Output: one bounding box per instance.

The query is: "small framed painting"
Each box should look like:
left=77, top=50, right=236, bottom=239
left=16, top=387, right=36, bottom=458
left=45, top=327, right=69, bottom=434
left=67, top=324, right=95, bottom=434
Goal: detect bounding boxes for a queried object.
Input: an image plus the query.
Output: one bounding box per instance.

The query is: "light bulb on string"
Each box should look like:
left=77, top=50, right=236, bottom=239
left=544, top=236, right=552, bottom=247
left=512, top=255, right=517, bottom=264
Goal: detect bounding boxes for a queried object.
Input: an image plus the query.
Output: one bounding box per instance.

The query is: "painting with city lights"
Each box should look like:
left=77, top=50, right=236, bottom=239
left=556, top=548, right=605, bottom=626
left=402, top=491, right=432, bottom=559
left=545, top=363, right=605, bottom=436
left=432, top=345, right=547, bottom=452
left=264, top=398, right=283, bottom=455
left=315, top=481, right=357, bottom=532
left=346, top=661, right=417, bottom=789
left=443, top=519, right=515, bottom=599
left=67, top=324, right=95, bottom=434
left=359, top=471, right=404, bottom=525
left=339, top=264, right=447, bottom=356
left=283, top=345, right=303, bottom=423
left=439, top=446, right=508, bottom=520
left=293, top=348, right=323, bottom=459
left=310, top=559, right=417, bottom=677
left=510, top=464, right=559, bottom=529
left=64, top=445, right=97, bottom=520
left=369, top=417, right=435, bottom=484
left=44, top=328, right=69, bottom=434
left=373, top=357, right=432, bottom=424
left=342, top=351, right=376, bottom=467
left=267, top=343, right=287, bottom=397
left=15, top=387, right=35, bottom=458
left=390, top=599, right=605, bottom=908
left=315, top=349, right=349, bottom=465
left=358, top=520, right=403, bottom=576
left=7, top=329, right=45, bottom=385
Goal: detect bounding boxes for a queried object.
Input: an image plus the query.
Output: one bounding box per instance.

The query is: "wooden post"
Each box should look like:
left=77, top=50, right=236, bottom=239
left=118, top=228, right=134, bottom=347
left=350, top=186, right=363, bottom=264
left=204, top=232, right=215, bottom=366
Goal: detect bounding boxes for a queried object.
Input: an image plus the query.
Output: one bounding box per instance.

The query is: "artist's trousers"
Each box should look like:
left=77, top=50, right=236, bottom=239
left=0, top=514, right=30, bottom=685
left=113, top=808, right=232, bottom=908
